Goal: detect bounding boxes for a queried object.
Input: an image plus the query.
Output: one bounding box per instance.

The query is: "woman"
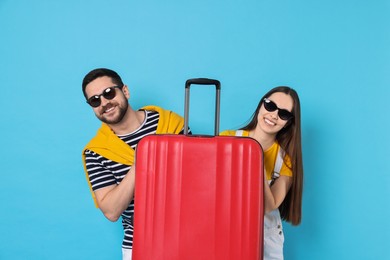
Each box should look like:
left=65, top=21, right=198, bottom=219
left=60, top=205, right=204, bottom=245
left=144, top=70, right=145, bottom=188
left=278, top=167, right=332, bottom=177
left=220, top=86, right=303, bottom=259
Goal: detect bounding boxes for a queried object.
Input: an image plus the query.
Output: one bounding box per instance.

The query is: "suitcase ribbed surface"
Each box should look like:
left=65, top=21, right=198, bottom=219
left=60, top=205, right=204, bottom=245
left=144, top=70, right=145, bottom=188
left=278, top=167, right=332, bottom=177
left=133, top=135, right=263, bottom=260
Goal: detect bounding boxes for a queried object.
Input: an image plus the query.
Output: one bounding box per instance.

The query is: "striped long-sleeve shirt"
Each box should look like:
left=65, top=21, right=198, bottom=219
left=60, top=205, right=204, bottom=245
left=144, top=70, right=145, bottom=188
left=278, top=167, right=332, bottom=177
left=84, top=110, right=160, bottom=249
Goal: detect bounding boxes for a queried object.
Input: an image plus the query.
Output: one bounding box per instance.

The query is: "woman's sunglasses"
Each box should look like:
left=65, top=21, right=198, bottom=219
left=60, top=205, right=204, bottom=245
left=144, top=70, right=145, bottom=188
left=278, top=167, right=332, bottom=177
left=263, top=98, right=294, bottom=121
left=87, top=86, right=123, bottom=107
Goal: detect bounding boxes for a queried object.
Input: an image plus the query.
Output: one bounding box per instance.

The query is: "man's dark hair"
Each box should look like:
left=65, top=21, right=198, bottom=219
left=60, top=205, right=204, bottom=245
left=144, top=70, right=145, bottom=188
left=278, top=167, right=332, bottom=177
left=82, top=68, right=124, bottom=99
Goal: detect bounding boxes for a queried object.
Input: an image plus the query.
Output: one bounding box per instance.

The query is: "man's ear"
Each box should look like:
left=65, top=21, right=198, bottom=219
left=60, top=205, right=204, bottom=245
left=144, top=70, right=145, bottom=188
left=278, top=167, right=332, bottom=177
left=122, top=85, right=130, bottom=99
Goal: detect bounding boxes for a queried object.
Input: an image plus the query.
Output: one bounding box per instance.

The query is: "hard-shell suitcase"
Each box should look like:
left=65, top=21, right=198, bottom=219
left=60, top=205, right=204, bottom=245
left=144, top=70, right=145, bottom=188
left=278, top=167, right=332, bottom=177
left=133, top=79, right=264, bottom=260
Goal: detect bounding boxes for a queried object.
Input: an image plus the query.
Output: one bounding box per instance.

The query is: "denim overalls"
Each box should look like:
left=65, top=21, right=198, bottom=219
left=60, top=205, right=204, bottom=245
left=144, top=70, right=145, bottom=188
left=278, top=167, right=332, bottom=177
left=263, top=147, right=284, bottom=260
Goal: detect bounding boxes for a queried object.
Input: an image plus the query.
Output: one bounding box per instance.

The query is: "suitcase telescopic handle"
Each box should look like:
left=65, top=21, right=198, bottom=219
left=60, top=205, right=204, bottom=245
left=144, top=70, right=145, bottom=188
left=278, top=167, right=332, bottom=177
left=184, top=78, right=221, bottom=136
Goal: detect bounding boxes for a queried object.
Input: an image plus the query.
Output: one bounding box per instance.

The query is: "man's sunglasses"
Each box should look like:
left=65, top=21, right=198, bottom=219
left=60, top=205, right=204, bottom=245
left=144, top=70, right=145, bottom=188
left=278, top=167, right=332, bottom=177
left=87, top=86, right=123, bottom=107
left=263, top=98, right=294, bottom=121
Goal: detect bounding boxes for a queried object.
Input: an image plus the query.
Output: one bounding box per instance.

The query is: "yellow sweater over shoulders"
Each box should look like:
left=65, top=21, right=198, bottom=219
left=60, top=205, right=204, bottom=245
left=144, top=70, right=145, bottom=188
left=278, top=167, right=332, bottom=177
left=82, top=105, right=185, bottom=206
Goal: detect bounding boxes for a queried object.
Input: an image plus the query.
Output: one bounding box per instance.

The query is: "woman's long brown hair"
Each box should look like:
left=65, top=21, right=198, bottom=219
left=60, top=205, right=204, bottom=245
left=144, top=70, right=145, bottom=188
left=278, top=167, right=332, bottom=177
left=241, top=86, right=303, bottom=225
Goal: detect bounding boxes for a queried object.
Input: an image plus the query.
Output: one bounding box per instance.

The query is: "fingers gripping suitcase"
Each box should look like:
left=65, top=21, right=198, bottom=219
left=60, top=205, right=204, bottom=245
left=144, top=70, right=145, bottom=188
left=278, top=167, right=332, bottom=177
left=133, top=79, right=264, bottom=260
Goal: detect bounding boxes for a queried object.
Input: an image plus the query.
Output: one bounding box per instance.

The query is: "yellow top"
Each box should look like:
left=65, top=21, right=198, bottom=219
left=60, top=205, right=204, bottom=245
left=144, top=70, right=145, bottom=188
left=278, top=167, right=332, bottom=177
left=82, top=105, right=185, bottom=206
left=220, top=129, right=292, bottom=180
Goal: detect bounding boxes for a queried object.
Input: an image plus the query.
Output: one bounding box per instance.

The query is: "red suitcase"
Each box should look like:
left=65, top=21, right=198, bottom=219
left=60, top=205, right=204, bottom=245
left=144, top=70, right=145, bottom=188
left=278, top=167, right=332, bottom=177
left=133, top=79, right=264, bottom=260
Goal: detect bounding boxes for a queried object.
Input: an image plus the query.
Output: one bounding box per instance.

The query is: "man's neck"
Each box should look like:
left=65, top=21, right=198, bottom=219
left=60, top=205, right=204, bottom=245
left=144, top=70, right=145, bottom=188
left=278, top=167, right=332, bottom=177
left=109, top=108, right=145, bottom=135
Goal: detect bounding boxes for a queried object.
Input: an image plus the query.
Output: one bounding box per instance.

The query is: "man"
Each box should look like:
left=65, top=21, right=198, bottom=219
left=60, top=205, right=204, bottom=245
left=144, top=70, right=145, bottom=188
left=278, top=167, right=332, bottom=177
left=81, top=68, right=187, bottom=259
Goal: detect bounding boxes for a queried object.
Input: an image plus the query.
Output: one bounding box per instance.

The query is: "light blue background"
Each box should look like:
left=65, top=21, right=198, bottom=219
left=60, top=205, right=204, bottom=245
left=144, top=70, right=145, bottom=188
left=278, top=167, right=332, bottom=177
left=1, top=1, right=389, bottom=259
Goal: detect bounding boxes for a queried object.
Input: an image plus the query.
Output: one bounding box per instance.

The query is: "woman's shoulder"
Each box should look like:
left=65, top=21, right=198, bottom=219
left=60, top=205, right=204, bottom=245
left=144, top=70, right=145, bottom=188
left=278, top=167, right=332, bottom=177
left=219, top=130, right=236, bottom=136
left=219, top=129, right=250, bottom=136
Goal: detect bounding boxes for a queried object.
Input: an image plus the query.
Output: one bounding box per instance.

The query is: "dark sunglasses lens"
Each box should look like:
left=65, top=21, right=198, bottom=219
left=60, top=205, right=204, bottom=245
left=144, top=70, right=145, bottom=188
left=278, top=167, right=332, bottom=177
left=103, top=87, right=117, bottom=100
left=88, top=96, right=101, bottom=107
left=279, top=110, right=293, bottom=120
left=87, top=87, right=118, bottom=107
left=264, top=98, right=293, bottom=120
left=264, top=99, right=277, bottom=112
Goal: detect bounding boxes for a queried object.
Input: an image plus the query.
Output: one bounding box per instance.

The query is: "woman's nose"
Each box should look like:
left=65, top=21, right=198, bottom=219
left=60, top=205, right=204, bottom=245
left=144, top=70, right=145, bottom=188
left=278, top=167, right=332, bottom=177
left=271, top=110, right=279, bottom=119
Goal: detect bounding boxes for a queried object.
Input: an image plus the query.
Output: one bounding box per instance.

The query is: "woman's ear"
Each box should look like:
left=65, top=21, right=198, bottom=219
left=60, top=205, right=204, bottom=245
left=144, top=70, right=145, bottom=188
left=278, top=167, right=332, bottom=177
left=283, top=119, right=293, bottom=128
